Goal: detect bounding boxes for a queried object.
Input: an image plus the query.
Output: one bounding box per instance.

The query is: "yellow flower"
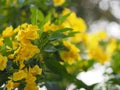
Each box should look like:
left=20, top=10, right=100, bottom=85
left=15, top=40, right=40, bottom=61
left=13, top=70, right=27, bottom=81
left=85, top=31, right=107, bottom=48
left=60, top=41, right=81, bottom=64
left=53, top=0, right=65, bottom=6
left=97, top=30, right=108, bottom=40
left=106, top=38, right=117, bottom=54
left=0, top=54, right=8, bottom=71
left=62, top=8, right=71, bottom=15
left=87, top=31, right=107, bottom=45
left=12, top=41, right=19, bottom=50
left=20, top=23, right=28, bottom=29
left=6, top=80, right=13, bottom=90
left=61, top=8, right=87, bottom=43
left=43, top=21, right=59, bottom=32
left=2, top=26, right=14, bottom=37
left=8, top=54, right=14, bottom=59
left=29, top=65, right=42, bottom=76
left=16, top=24, right=39, bottom=41
left=25, top=74, right=36, bottom=83
left=16, top=29, right=39, bottom=41
left=44, top=21, right=51, bottom=32
left=13, top=82, right=20, bottom=88
left=62, top=9, right=87, bottom=31
left=24, top=73, right=38, bottom=90
left=19, top=61, right=25, bottom=69
left=84, top=31, right=109, bottom=64
left=24, top=83, right=38, bottom=90
left=0, top=36, right=4, bottom=46
left=88, top=46, right=109, bottom=64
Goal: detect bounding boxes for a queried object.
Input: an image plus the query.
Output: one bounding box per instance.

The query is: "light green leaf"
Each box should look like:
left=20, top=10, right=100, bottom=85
left=4, top=37, right=12, bottom=48
left=30, top=7, right=44, bottom=25
left=57, top=13, right=71, bottom=25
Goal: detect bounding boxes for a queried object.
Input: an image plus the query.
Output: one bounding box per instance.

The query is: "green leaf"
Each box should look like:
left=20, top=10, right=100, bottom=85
left=58, top=28, right=73, bottom=32
left=0, top=87, right=5, bottom=90
left=0, top=71, right=8, bottom=87
left=82, top=59, right=95, bottom=71
left=107, top=75, right=120, bottom=85
left=111, top=50, right=120, bottom=73
left=45, top=82, right=63, bottom=90
left=4, top=37, right=12, bottom=48
left=57, top=13, right=71, bottom=24
left=30, top=7, right=44, bottom=25
left=37, top=13, right=51, bottom=38
left=0, top=45, right=7, bottom=55
left=49, top=28, right=73, bottom=41
left=44, top=59, right=69, bottom=78
left=38, top=13, right=51, bottom=29
left=44, top=44, right=57, bottom=52
left=44, top=57, right=92, bottom=89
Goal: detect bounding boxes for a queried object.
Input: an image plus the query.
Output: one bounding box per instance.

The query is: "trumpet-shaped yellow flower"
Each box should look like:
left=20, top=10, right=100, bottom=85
left=106, top=38, right=117, bottom=54
left=13, top=70, right=27, bottom=81
left=25, top=73, right=36, bottom=83
left=44, top=21, right=59, bottom=32
left=16, top=24, right=39, bottom=41
left=44, top=21, right=51, bottom=32
left=29, top=65, right=42, bottom=76
left=2, top=26, right=14, bottom=37
left=88, top=45, right=109, bottom=64
left=6, top=80, right=14, bottom=90
left=15, top=40, right=40, bottom=61
left=13, top=82, right=20, bottom=88
left=16, top=29, right=39, bottom=41
left=60, top=41, right=81, bottom=64
left=61, top=8, right=87, bottom=43
left=62, top=8, right=87, bottom=32
left=24, top=82, right=38, bottom=90
left=53, top=0, right=65, bottom=6
left=12, top=41, right=19, bottom=50
left=97, top=30, right=108, bottom=40
left=0, top=54, right=8, bottom=71
left=24, top=74, right=38, bottom=90
left=0, top=37, right=4, bottom=46
left=85, top=31, right=107, bottom=47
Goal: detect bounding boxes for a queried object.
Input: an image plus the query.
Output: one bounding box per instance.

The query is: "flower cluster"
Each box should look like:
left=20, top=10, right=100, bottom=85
left=0, top=24, right=42, bottom=90
left=0, top=6, right=90, bottom=89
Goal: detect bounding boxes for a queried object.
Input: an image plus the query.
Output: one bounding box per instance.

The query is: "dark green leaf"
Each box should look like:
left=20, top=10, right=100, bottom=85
left=44, top=59, right=69, bottom=78
left=49, top=28, right=73, bottom=41
left=0, top=87, right=5, bottom=90
left=0, top=71, right=8, bottom=87
left=45, top=82, right=64, bottom=90
left=44, top=44, right=57, bottom=52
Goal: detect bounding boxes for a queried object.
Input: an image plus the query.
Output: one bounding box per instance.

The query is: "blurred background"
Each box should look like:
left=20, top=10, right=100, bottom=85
left=1, top=0, right=120, bottom=38
left=74, top=0, right=120, bottom=39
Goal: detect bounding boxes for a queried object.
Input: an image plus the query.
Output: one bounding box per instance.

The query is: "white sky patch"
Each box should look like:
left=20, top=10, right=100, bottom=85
left=106, top=22, right=120, bottom=39
left=39, top=86, right=47, bottom=90
left=76, top=63, right=105, bottom=86
left=110, top=0, right=120, bottom=19
left=89, top=20, right=120, bottom=39
left=99, top=0, right=109, bottom=11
